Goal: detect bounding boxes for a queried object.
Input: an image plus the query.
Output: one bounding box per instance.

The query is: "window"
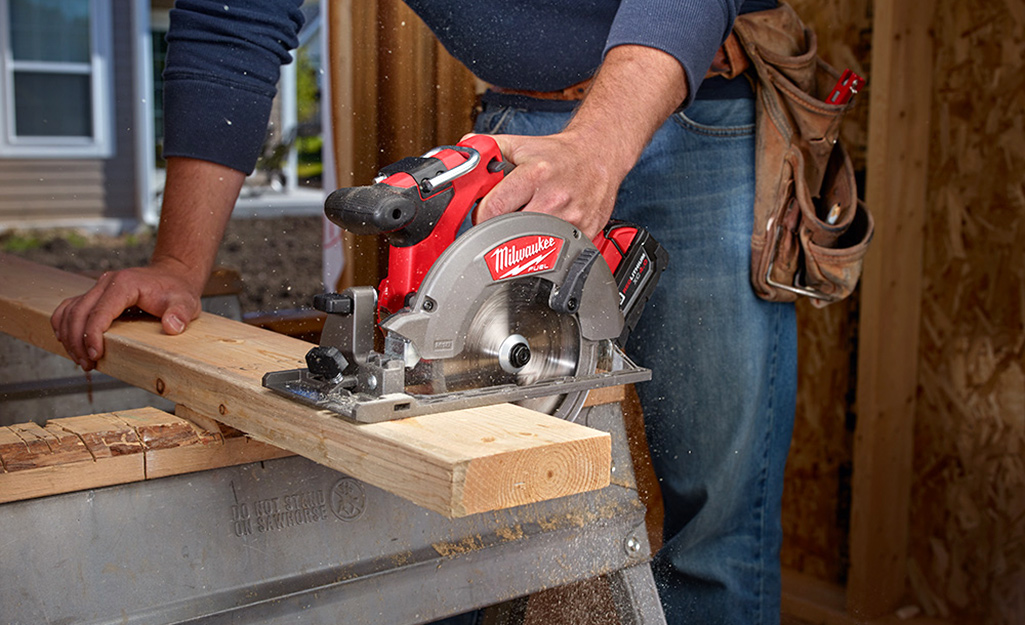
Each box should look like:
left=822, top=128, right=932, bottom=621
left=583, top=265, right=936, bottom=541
left=0, top=0, right=113, bottom=157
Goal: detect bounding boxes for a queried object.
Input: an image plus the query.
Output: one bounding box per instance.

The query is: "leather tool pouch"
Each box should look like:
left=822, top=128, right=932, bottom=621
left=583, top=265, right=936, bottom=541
left=733, top=3, right=874, bottom=306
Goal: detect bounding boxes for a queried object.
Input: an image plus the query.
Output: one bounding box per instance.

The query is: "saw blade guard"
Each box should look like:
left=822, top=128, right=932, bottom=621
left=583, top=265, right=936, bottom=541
left=382, top=212, right=624, bottom=362
left=381, top=212, right=625, bottom=420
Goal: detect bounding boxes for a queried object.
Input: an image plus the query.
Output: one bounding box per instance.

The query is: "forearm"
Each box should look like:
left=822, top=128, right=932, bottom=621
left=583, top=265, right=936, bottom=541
left=478, top=44, right=688, bottom=238
left=605, top=0, right=742, bottom=109
left=565, top=44, right=688, bottom=181
left=152, top=156, right=246, bottom=294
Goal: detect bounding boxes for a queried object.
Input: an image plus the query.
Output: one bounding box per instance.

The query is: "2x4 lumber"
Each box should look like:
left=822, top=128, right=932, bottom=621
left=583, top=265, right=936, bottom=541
left=0, top=407, right=291, bottom=503
left=848, top=0, right=935, bottom=617
left=0, top=255, right=612, bottom=516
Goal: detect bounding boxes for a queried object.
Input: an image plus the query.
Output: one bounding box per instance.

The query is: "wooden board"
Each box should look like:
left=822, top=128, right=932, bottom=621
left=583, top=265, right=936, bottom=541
left=0, top=255, right=611, bottom=517
left=0, top=407, right=291, bottom=503
left=848, top=0, right=936, bottom=617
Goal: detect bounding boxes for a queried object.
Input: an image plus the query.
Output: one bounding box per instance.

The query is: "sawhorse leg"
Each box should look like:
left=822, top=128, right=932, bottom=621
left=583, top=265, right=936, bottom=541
left=608, top=564, right=667, bottom=625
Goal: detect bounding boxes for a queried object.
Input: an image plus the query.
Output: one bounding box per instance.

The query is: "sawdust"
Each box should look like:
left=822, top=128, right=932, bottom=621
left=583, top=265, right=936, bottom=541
left=431, top=535, right=485, bottom=558
left=495, top=524, right=525, bottom=542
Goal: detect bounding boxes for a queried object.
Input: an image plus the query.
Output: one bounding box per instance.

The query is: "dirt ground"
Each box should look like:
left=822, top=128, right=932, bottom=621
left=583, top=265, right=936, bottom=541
left=2, top=215, right=326, bottom=315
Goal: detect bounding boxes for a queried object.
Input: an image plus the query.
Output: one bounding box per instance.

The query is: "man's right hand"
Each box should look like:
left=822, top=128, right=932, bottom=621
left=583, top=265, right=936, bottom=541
left=50, top=259, right=205, bottom=371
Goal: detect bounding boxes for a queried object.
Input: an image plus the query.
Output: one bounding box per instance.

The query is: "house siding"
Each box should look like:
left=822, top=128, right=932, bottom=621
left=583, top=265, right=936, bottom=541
left=0, top=0, right=140, bottom=226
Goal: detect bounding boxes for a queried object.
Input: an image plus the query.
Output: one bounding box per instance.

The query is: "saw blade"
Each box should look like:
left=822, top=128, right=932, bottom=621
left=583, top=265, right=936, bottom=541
left=407, top=276, right=595, bottom=418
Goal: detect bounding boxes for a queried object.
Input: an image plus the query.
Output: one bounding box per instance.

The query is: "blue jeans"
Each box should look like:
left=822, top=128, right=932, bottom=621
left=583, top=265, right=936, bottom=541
left=475, top=98, right=797, bottom=624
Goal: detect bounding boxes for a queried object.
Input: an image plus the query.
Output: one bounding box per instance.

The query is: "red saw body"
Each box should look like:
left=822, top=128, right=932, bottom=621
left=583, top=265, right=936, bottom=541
left=324, top=134, right=666, bottom=336
left=265, top=135, right=666, bottom=423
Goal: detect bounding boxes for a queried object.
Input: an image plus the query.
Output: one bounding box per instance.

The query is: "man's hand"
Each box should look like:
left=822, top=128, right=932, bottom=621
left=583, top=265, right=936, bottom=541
left=474, top=45, right=688, bottom=239
left=51, top=260, right=204, bottom=370
left=477, top=130, right=623, bottom=240
left=49, top=156, right=244, bottom=370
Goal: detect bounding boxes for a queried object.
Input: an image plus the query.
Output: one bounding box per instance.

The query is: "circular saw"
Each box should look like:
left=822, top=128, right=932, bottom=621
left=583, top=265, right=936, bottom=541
left=263, top=136, right=667, bottom=423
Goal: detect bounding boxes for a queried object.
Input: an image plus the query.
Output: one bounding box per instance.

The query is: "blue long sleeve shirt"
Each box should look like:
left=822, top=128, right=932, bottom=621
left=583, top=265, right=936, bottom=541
left=162, top=0, right=775, bottom=174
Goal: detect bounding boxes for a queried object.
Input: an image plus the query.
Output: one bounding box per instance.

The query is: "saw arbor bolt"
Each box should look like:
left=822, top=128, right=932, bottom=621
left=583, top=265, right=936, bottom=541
left=509, top=343, right=531, bottom=369
left=498, top=334, right=532, bottom=374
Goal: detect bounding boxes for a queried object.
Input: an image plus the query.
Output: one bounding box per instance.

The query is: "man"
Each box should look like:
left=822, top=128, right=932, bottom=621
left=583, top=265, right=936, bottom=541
left=52, top=1, right=795, bottom=622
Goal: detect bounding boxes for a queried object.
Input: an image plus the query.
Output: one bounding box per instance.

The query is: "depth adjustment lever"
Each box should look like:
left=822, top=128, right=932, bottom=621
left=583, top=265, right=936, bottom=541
left=313, top=288, right=376, bottom=376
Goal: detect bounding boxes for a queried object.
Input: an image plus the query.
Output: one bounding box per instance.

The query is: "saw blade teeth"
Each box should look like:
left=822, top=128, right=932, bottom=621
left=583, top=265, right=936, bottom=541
left=422, top=276, right=586, bottom=415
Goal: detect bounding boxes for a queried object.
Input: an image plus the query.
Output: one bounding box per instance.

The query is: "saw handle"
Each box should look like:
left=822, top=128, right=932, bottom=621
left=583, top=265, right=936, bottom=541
left=336, top=135, right=508, bottom=315
left=324, top=185, right=420, bottom=236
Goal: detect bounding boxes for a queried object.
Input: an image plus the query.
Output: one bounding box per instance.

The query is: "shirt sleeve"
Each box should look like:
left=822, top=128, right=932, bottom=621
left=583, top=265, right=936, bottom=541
left=162, top=0, right=305, bottom=174
left=604, top=0, right=743, bottom=109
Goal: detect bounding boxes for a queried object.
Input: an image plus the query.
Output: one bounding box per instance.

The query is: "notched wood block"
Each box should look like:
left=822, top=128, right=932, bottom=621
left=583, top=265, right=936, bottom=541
left=108, top=407, right=206, bottom=450
left=54, top=414, right=144, bottom=459
left=0, top=427, right=29, bottom=473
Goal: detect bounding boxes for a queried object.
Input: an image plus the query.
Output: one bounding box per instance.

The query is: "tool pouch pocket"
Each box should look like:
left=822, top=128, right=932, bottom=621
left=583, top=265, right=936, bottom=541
left=734, top=2, right=874, bottom=306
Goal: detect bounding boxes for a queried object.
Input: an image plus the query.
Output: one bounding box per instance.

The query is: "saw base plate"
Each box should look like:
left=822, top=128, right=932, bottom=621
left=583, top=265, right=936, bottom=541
left=262, top=345, right=650, bottom=424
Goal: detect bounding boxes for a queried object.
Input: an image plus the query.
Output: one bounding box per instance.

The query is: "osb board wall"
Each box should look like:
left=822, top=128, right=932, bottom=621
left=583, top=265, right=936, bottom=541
left=779, top=0, right=872, bottom=584
left=911, top=0, right=1025, bottom=622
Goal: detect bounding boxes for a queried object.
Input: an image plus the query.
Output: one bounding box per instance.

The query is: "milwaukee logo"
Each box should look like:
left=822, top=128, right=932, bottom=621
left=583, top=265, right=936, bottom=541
left=485, top=235, right=564, bottom=281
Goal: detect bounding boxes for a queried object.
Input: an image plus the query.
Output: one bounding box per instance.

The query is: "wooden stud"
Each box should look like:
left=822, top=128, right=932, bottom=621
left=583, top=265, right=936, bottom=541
left=848, top=0, right=936, bottom=617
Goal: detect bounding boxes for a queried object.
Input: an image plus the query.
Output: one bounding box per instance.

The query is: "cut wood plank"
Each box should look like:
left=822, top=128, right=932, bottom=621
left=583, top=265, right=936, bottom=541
left=9, top=421, right=92, bottom=467
left=144, top=430, right=293, bottom=480
left=0, top=409, right=151, bottom=502
left=0, top=407, right=292, bottom=503
left=144, top=404, right=293, bottom=479
left=0, top=255, right=612, bottom=516
left=0, top=453, right=143, bottom=504
left=0, top=426, right=29, bottom=472
left=582, top=384, right=627, bottom=408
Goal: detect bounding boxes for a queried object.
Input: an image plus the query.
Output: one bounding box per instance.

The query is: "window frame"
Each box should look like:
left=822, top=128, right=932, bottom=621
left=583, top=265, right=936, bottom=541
left=0, top=0, right=114, bottom=158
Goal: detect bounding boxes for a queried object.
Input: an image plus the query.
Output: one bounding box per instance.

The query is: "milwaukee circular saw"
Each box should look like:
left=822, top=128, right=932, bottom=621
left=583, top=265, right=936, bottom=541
left=263, top=135, right=667, bottom=423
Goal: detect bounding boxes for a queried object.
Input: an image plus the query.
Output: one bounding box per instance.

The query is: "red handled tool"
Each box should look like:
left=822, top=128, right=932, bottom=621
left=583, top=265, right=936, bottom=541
left=325, top=134, right=510, bottom=316
left=827, top=69, right=865, bottom=106
left=267, top=135, right=664, bottom=422
left=325, top=135, right=667, bottom=341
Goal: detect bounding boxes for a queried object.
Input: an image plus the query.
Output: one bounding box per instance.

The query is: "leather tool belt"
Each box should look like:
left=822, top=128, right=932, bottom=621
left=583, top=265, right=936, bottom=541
left=733, top=2, right=873, bottom=306
left=489, top=2, right=873, bottom=307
